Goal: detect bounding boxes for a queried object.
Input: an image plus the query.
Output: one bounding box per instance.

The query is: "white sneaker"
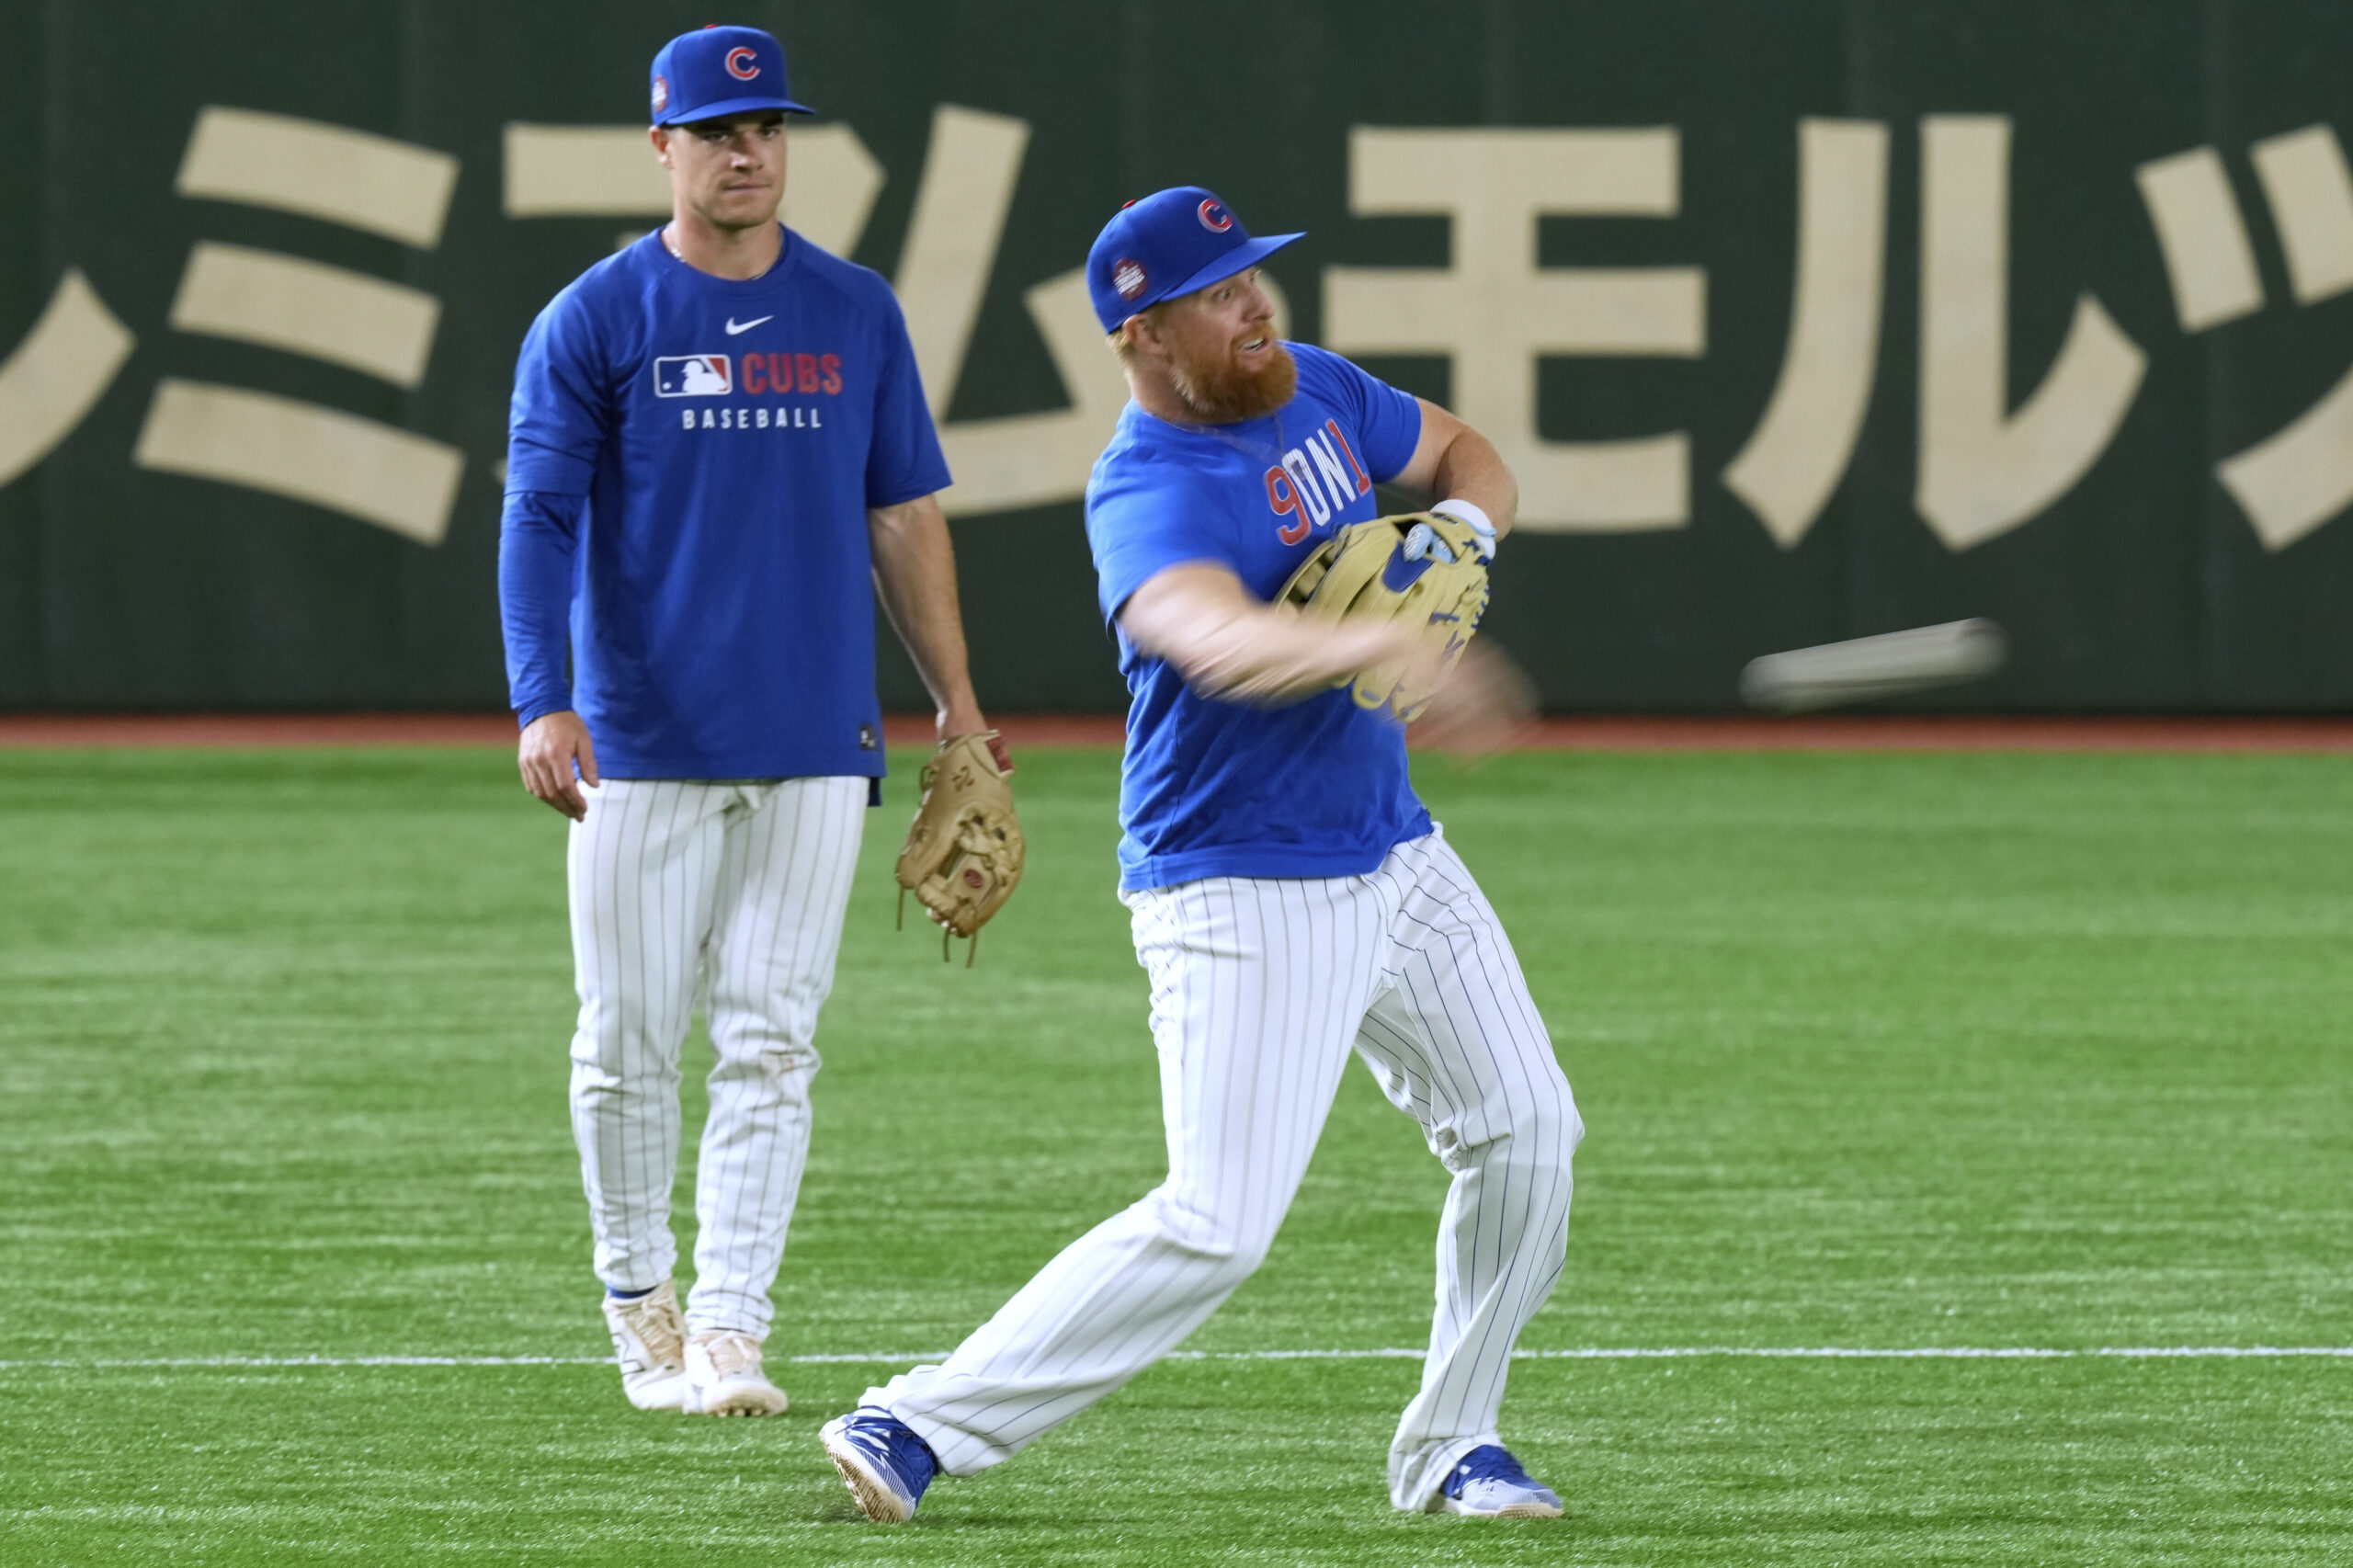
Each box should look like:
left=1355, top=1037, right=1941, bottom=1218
left=1435, top=1445, right=1563, bottom=1518
left=687, top=1330, right=788, bottom=1416
left=600, top=1281, right=690, bottom=1412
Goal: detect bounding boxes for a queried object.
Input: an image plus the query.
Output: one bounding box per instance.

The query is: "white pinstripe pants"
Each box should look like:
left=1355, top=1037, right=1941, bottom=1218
left=870, top=828, right=1583, bottom=1510
left=566, top=775, right=866, bottom=1337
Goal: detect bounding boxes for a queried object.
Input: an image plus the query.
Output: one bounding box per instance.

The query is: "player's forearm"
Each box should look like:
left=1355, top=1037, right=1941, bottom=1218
left=1121, top=566, right=1415, bottom=706
left=1179, top=607, right=1417, bottom=705
left=1424, top=426, right=1518, bottom=538
left=869, top=494, right=985, bottom=726
left=498, top=490, right=584, bottom=724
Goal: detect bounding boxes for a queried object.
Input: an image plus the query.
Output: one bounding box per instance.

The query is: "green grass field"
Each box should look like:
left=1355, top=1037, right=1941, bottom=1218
left=3, top=744, right=2348, bottom=1565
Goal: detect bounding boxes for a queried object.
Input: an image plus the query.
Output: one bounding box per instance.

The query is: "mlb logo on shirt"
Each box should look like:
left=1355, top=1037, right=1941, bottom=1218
left=653, top=355, right=733, bottom=396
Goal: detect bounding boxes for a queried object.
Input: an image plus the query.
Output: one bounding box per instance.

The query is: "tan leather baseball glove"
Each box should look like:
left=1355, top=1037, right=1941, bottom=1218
left=1276, top=510, right=1493, bottom=721
left=895, top=731, right=1024, bottom=964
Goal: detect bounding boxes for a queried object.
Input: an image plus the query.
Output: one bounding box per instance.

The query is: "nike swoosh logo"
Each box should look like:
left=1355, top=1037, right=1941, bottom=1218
left=724, top=315, right=773, bottom=335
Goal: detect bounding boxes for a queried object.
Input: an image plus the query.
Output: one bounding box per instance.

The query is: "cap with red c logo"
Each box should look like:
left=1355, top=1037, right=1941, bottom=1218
left=1086, top=187, right=1302, bottom=330
left=649, top=25, right=812, bottom=125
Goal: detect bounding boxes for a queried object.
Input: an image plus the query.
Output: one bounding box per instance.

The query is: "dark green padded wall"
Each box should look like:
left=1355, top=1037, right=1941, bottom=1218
left=2, top=1, right=2347, bottom=711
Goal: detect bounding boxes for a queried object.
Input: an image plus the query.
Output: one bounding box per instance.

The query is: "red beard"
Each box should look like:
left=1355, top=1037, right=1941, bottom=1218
left=1169, top=337, right=1299, bottom=424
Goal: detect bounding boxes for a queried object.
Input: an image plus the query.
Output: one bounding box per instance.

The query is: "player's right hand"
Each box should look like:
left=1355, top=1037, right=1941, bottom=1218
left=1404, top=640, right=1538, bottom=757
left=518, top=710, right=599, bottom=821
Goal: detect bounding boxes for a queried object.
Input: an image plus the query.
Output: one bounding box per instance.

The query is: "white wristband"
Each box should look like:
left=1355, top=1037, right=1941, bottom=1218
left=1432, top=497, right=1496, bottom=557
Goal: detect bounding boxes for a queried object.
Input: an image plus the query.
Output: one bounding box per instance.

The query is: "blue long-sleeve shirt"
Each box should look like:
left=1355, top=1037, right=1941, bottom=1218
left=498, top=489, right=585, bottom=730
left=497, top=226, right=949, bottom=779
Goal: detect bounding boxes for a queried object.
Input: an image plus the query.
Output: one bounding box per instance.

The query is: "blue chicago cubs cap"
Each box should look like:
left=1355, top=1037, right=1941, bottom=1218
left=650, top=25, right=813, bottom=126
left=1087, top=187, right=1302, bottom=331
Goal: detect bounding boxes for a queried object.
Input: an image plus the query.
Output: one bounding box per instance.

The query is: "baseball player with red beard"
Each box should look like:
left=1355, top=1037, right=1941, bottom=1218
left=823, top=188, right=1582, bottom=1522
left=500, top=25, right=1006, bottom=1419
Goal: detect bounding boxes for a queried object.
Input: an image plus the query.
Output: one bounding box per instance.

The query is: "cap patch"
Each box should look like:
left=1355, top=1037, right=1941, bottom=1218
left=1113, top=257, right=1148, bottom=301
left=1198, top=198, right=1234, bottom=233
left=652, top=74, right=670, bottom=115
left=724, top=45, right=760, bottom=80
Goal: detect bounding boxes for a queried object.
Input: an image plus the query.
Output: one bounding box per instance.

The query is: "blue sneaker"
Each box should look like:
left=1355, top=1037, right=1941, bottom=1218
left=821, top=1407, right=939, bottom=1523
left=1438, top=1445, right=1563, bottom=1518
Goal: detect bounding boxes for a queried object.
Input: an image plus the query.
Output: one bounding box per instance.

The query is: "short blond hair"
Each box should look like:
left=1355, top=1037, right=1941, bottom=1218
left=1105, top=301, right=1171, bottom=365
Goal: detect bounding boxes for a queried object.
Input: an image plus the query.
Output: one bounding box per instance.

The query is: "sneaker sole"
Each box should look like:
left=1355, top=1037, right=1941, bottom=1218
left=1440, top=1497, right=1563, bottom=1519
left=820, top=1424, right=915, bottom=1523
left=693, top=1381, right=788, bottom=1417
left=620, top=1372, right=691, bottom=1412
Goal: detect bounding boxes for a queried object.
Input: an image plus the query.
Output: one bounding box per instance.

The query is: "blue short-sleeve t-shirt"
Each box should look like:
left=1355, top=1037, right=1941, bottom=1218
left=1086, top=342, right=1431, bottom=891
left=505, top=227, right=948, bottom=779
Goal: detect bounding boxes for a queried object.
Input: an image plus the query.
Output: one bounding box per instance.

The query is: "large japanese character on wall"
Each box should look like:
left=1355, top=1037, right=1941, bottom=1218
left=139, top=108, right=465, bottom=545
left=0, top=270, right=133, bottom=492
left=0, top=108, right=467, bottom=545
left=2136, top=124, right=2353, bottom=550
left=1729, top=115, right=2146, bottom=552
left=1325, top=128, right=1708, bottom=533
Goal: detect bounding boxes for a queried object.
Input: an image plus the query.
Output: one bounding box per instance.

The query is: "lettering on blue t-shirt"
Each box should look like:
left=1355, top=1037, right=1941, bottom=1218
left=502, top=227, right=949, bottom=779
left=1085, top=343, right=1434, bottom=891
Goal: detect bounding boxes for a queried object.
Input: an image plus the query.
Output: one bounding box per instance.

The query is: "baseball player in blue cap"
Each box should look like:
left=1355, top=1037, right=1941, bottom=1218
left=499, top=25, right=1008, bottom=1419
left=822, top=188, right=1582, bottom=1521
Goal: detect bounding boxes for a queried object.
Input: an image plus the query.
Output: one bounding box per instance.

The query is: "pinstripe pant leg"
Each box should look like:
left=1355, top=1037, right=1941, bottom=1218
left=1355, top=831, right=1584, bottom=1510
left=567, top=779, right=730, bottom=1293
left=869, top=873, right=1392, bottom=1475
left=688, top=776, right=867, bottom=1338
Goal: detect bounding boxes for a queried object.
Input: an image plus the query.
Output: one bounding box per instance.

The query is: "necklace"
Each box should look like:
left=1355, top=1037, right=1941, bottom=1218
left=661, top=222, right=779, bottom=280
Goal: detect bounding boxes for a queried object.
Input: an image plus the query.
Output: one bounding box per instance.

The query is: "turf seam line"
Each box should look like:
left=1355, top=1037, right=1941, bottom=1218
left=6, top=1346, right=2350, bottom=1369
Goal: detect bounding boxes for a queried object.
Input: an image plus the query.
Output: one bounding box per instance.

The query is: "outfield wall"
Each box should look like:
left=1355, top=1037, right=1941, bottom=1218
left=3, top=1, right=2351, bottom=713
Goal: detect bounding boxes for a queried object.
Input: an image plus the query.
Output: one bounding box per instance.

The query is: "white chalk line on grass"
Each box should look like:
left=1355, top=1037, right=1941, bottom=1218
left=3, top=1346, right=2349, bottom=1369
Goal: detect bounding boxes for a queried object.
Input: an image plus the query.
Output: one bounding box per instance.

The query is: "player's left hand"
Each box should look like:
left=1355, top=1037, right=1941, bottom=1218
left=896, top=729, right=1026, bottom=961
left=1276, top=511, right=1493, bottom=722
left=958, top=730, right=1015, bottom=777
left=940, top=708, right=1015, bottom=776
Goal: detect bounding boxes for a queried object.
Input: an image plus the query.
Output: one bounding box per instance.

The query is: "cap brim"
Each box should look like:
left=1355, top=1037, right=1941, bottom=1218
left=1164, top=232, right=1304, bottom=305
left=657, top=94, right=815, bottom=126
